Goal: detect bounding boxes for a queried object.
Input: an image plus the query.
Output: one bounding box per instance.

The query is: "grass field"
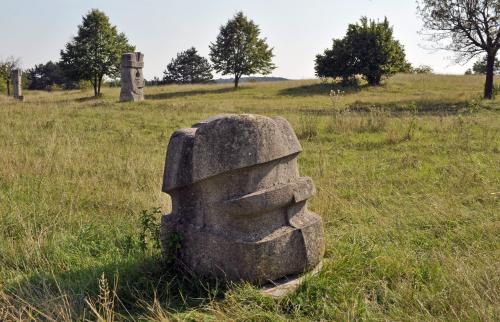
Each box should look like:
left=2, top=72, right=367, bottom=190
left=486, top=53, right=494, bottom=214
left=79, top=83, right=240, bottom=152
left=0, top=74, right=499, bottom=321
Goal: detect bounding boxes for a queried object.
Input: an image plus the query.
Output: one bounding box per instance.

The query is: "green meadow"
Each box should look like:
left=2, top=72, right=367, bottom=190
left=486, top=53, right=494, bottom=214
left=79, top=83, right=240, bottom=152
left=0, top=74, right=499, bottom=321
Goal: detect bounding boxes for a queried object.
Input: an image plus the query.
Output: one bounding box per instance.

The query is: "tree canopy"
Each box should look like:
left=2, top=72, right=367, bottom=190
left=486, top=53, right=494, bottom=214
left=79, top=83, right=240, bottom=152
left=418, top=0, right=500, bottom=99
left=163, top=47, right=213, bottom=84
left=60, top=9, right=134, bottom=96
left=412, top=65, right=434, bottom=74
left=26, top=61, right=76, bottom=90
left=209, top=12, right=275, bottom=88
left=316, top=17, right=409, bottom=85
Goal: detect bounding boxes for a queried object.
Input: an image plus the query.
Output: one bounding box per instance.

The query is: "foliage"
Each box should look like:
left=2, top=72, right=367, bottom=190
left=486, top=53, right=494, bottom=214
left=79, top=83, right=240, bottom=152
left=316, top=17, right=409, bottom=85
left=0, top=56, right=21, bottom=95
left=138, top=207, right=162, bottom=253
left=417, top=0, right=500, bottom=99
left=26, top=61, right=77, bottom=90
left=209, top=11, right=275, bottom=88
left=59, top=9, right=134, bottom=97
left=472, top=55, right=500, bottom=75
left=315, top=39, right=358, bottom=85
left=163, top=47, right=213, bottom=84
left=412, top=64, right=434, bottom=74
left=145, top=77, right=165, bottom=87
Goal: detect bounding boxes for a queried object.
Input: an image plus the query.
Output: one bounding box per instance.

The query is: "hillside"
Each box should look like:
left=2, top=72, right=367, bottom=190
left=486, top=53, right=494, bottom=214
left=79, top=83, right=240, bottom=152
left=0, top=74, right=499, bottom=321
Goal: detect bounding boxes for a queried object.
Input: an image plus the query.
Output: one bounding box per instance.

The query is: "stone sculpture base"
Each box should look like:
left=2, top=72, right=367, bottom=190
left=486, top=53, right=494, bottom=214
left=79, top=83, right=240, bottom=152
left=260, top=261, right=323, bottom=297
left=162, top=211, right=323, bottom=284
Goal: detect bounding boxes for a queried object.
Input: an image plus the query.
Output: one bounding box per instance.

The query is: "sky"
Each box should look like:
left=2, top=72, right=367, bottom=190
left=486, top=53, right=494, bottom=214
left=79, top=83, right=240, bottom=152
left=0, top=0, right=476, bottom=80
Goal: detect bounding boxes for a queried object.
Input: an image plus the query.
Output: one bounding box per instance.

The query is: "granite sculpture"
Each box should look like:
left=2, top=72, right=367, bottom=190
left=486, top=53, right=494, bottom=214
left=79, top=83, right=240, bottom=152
left=160, top=114, right=324, bottom=284
left=11, top=69, right=23, bottom=101
left=120, top=52, right=144, bottom=102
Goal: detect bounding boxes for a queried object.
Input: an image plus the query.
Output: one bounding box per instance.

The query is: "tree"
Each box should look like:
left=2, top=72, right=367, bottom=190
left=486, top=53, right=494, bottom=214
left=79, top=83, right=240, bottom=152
left=209, top=12, right=275, bottom=88
left=60, top=9, right=134, bottom=96
left=315, top=39, right=357, bottom=85
left=26, top=61, right=76, bottom=90
left=163, top=47, right=213, bottom=84
left=418, top=0, right=500, bottom=99
left=315, top=17, right=409, bottom=85
left=349, top=17, right=410, bottom=85
left=412, top=64, right=434, bottom=74
left=472, top=54, right=500, bottom=74
left=0, top=56, right=21, bottom=96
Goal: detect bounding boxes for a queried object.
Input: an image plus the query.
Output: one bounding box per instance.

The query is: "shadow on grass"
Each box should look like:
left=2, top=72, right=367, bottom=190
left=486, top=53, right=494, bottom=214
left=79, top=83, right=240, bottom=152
left=75, top=95, right=103, bottom=102
left=146, top=86, right=250, bottom=100
left=11, top=256, right=226, bottom=319
left=347, top=100, right=473, bottom=114
left=280, top=83, right=478, bottom=115
left=297, top=99, right=474, bottom=116
left=278, top=83, right=365, bottom=96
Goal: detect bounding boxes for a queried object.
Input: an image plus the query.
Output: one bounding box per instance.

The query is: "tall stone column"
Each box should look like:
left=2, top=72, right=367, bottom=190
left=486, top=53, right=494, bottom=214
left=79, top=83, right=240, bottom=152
left=11, top=69, right=24, bottom=101
left=120, top=52, right=144, bottom=102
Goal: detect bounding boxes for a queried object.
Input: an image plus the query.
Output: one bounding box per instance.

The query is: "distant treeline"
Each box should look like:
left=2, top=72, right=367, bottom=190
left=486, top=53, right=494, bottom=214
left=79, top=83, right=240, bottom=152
left=2, top=1, right=498, bottom=98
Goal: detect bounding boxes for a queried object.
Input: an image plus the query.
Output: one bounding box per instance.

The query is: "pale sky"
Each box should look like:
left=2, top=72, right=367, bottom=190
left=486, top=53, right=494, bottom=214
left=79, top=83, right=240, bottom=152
left=1, top=0, right=475, bottom=80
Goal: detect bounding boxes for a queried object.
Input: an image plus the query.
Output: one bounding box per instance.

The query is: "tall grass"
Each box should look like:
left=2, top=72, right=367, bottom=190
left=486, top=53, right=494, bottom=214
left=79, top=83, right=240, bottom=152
left=0, top=75, right=499, bottom=320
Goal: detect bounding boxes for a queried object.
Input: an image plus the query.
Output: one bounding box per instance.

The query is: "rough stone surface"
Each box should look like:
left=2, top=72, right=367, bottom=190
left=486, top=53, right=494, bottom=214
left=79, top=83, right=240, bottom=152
left=161, top=114, right=325, bottom=284
left=260, top=260, right=323, bottom=297
left=11, top=69, right=24, bottom=101
left=119, top=52, right=144, bottom=102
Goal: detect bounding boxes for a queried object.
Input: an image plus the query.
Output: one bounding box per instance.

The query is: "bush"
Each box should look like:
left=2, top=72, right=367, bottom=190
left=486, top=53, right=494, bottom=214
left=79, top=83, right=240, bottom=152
left=0, top=76, right=6, bottom=94
left=412, top=65, right=433, bottom=74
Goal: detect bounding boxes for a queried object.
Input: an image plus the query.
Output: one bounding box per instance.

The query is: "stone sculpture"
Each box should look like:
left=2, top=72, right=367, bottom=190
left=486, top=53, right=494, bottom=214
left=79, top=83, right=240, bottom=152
left=119, top=52, right=144, bottom=102
left=11, top=69, right=24, bottom=101
left=160, top=114, right=324, bottom=284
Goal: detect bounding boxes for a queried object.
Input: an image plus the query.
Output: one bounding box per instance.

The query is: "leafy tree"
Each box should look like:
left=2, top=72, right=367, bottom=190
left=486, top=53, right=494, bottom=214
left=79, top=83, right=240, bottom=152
left=26, top=61, right=76, bottom=90
left=209, top=12, right=275, bottom=88
left=315, top=39, right=357, bottom=85
left=472, top=55, right=500, bottom=75
left=163, top=47, right=213, bottom=84
left=418, top=0, right=500, bottom=99
left=0, top=56, right=21, bottom=95
left=349, top=17, right=410, bottom=85
left=412, top=65, right=434, bottom=74
left=60, top=9, right=134, bottom=96
left=316, top=17, right=409, bottom=85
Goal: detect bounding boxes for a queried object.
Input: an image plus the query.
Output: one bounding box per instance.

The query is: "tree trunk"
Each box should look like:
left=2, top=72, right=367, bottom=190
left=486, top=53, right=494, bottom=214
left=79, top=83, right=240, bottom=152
left=484, top=51, right=495, bottom=99
left=97, top=76, right=102, bottom=96
left=92, top=76, right=98, bottom=97
left=234, top=74, right=240, bottom=89
left=6, top=79, right=10, bottom=96
left=367, top=73, right=381, bottom=86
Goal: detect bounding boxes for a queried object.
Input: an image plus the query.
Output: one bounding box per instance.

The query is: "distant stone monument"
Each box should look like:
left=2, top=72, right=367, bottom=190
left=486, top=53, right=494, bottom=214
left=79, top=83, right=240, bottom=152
left=11, top=69, right=24, bottom=101
left=161, top=114, right=325, bottom=285
left=120, top=52, right=144, bottom=102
